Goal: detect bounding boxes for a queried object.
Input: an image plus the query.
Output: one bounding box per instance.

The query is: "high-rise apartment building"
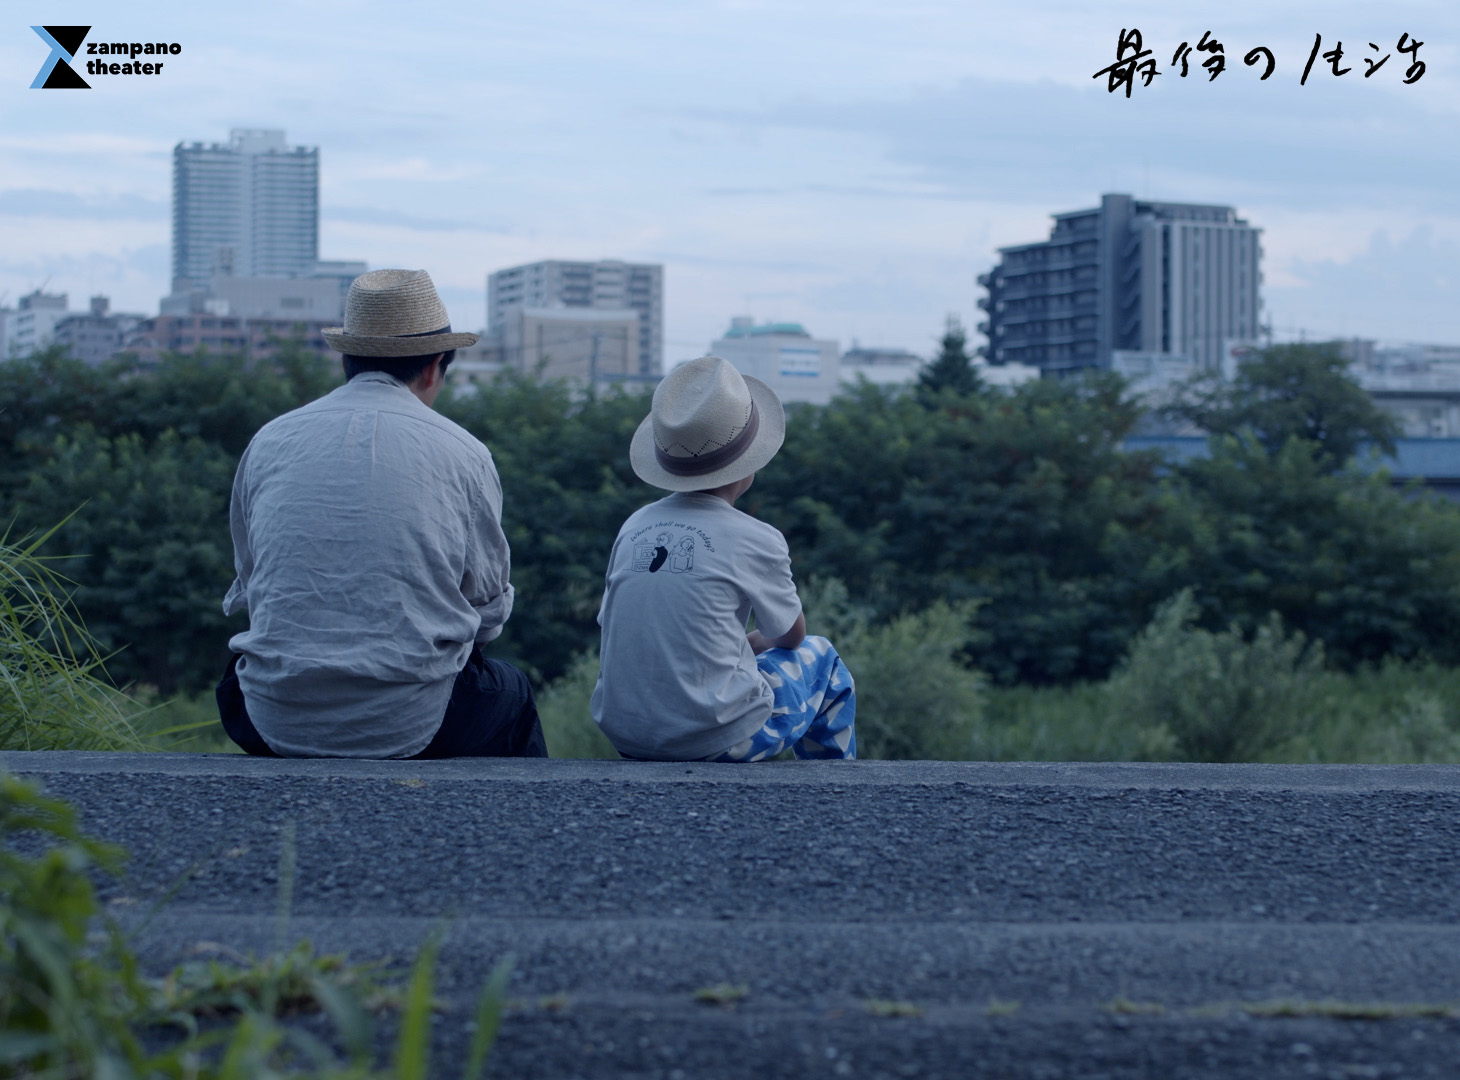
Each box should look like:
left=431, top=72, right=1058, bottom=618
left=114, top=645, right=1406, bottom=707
left=978, top=194, right=1262, bottom=375
left=172, top=129, right=319, bottom=292
left=487, top=259, right=663, bottom=375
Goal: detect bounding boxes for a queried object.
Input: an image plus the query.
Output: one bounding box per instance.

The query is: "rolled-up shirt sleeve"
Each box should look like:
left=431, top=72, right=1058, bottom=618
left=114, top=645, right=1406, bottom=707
left=462, top=456, right=514, bottom=644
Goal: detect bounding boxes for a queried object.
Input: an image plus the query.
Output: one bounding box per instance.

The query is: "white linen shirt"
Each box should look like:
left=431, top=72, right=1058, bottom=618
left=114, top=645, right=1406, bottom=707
left=222, top=372, right=513, bottom=758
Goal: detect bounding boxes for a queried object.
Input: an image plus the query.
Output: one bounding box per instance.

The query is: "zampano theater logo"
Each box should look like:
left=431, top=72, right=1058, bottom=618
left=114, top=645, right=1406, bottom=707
left=30, top=25, right=181, bottom=88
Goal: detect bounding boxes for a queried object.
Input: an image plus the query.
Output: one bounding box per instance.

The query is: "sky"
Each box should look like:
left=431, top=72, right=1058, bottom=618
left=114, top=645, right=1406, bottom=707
left=2, top=0, right=1457, bottom=362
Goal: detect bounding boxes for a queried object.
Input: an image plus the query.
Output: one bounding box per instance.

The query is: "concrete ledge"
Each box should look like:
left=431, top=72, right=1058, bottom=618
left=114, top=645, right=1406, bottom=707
left=9, top=749, right=1460, bottom=1076
left=6, top=749, right=1460, bottom=791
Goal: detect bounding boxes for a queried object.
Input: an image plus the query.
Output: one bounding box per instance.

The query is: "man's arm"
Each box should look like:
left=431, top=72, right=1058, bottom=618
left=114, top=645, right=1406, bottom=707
left=462, top=456, right=514, bottom=643
left=221, top=446, right=253, bottom=616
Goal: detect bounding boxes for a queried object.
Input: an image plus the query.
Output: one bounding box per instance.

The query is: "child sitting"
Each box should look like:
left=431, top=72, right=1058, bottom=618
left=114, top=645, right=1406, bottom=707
left=591, top=356, right=856, bottom=762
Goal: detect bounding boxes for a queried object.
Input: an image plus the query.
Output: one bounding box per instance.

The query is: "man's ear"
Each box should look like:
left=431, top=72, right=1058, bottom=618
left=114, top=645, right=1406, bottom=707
left=423, top=353, right=446, bottom=389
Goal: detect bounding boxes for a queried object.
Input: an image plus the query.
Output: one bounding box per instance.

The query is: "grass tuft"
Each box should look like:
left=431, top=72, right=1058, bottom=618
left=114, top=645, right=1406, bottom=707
left=1105, top=997, right=1166, bottom=1015
left=1236, top=999, right=1459, bottom=1020
left=863, top=999, right=923, bottom=1018
left=692, top=983, right=749, bottom=1008
left=0, top=526, right=146, bottom=751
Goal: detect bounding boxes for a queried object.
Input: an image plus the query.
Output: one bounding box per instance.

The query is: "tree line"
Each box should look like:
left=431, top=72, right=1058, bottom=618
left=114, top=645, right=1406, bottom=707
left=1, top=334, right=1456, bottom=698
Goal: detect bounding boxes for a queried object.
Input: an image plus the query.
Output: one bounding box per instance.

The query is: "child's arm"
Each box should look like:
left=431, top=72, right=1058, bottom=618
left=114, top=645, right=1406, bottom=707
left=747, top=611, right=806, bottom=654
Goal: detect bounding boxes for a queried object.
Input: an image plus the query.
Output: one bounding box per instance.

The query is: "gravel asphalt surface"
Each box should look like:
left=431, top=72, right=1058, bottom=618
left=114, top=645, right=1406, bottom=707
left=5, top=752, right=1460, bottom=1078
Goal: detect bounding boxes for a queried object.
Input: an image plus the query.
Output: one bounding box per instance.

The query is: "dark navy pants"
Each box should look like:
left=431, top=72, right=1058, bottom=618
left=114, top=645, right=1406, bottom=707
left=217, top=648, right=548, bottom=759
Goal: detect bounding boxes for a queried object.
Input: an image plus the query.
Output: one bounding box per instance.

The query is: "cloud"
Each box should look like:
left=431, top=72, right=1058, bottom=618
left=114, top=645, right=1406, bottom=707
left=0, top=244, right=167, bottom=314
left=1265, top=228, right=1460, bottom=342
left=720, top=72, right=1460, bottom=215
left=324, top=206, right=508, bottom=233
left=349, top=158, right=484, bottom=183
left=704, top=182, right=959, bottom=201
left=0, top=189, right=167, bottom=221
left=643, top=251, right=833, bottom=274
left=434, top=284, right=487, bottom=331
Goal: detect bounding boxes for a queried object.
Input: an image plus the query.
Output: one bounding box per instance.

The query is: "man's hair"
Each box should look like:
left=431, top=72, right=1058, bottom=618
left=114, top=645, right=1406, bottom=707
left=342, top=350, right=456, bottom=384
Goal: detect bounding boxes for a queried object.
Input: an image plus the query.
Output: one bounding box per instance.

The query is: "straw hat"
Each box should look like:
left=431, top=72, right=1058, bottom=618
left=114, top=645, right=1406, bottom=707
left=630, top=356, right=786, bottom=491
left=322, top=269, right=479, bottom=356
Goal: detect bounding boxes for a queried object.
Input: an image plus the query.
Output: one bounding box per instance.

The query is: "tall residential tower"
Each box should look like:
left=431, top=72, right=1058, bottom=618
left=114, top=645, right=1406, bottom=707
left=171, top=129, right=319, bottom=293
left=978, top=194, right=1262, bottom=375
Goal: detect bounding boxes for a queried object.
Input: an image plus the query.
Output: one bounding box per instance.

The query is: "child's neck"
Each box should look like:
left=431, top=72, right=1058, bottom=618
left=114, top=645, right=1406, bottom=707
left=695, top=473, right=754, bottom=506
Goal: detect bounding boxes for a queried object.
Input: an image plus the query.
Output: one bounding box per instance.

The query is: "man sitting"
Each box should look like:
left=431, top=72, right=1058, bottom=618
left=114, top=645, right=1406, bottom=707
left=216, top=268, right=546, bottom=758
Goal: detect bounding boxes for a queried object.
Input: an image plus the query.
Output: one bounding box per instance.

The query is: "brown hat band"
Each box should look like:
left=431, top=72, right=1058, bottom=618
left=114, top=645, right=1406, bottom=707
left=655, top=401, right=761, bottom=477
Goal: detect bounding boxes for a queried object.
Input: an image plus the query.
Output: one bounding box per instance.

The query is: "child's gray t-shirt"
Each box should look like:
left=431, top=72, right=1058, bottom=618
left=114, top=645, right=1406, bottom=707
left=591, top=492, right=802, bottom=760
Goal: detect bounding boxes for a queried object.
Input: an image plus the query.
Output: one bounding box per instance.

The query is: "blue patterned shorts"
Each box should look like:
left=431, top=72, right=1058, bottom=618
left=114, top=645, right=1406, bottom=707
left=708, top=635, right=856, bottom=762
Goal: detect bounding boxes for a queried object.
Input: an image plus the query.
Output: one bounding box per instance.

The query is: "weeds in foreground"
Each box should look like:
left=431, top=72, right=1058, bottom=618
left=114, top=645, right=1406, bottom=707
left=0, top=770, right=511, bottom=1077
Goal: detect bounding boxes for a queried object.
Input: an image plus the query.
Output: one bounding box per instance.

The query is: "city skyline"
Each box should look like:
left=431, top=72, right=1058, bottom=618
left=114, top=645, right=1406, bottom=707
left=2, top=1, right=1457, bottom=361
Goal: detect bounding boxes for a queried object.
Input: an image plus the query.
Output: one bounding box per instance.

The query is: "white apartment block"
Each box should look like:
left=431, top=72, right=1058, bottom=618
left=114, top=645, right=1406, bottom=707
left=488, top=259, right=663, bottom=376
left=500, top=306, right=641, bottom=385
left=2, top=290, right=69, bottom=357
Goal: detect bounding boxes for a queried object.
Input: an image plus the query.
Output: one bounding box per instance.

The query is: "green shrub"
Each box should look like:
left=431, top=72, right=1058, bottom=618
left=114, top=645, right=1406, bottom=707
left=979, top=657, right=1460, bottom=765
left=802, top=579, right=984, bottom=760
left=977, top=681, right=1174, bottom=762
left=1266, top=660, right=1460, bottom=764
left=1105, top=589, right=1325, bottom=762
left=536, top=651, right=617, bottom=760
left=126, top=688, right=238, bottom=752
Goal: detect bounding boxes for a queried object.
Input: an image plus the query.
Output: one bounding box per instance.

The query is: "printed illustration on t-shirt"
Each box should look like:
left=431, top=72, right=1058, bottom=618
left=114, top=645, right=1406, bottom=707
left=630, top=526, right=701, bottom=574
left=669, top=536, right=695, bottom=573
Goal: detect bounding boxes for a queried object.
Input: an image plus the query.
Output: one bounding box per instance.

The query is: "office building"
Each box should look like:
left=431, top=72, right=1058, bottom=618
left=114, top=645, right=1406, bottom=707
left=125, top=314, right=335, bottom=368
left=487, top=259, right=663, bottom=375
left=51, top=296, right=145, bottom=366
left=161, top=271, right=351, bottom=322
left=709, top=317, right=839, bottom=405
left=978, top=193, right=1262, bottom=375
left=172, top=128, right=319, bottom=292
